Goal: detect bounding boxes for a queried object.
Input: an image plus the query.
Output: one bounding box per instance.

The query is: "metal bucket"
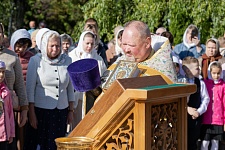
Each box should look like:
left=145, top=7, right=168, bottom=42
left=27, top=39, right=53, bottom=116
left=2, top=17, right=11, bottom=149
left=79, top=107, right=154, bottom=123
left=55, top=137, right=95, bottom=150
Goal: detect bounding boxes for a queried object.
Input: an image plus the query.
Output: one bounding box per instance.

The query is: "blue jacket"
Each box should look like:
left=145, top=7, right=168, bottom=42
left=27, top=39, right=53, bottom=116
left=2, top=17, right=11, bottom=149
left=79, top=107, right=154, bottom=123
left=173, top=43, right=205, bottom=60
left=173, top=24, right=205, bottom=60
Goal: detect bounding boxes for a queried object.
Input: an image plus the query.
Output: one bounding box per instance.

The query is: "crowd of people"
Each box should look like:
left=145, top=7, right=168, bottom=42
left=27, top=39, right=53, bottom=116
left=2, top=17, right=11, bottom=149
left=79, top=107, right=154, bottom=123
left=159, top=23, right=225, bottom=150
left=0, top=18, right=225, bottom=150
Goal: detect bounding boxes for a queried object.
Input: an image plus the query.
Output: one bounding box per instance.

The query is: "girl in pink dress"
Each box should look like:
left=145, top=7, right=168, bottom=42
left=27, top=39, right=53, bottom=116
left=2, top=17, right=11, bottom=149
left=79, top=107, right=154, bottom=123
left=201, top=61, right=225, bottom=149
left=0, top=60, right=15, bottom=149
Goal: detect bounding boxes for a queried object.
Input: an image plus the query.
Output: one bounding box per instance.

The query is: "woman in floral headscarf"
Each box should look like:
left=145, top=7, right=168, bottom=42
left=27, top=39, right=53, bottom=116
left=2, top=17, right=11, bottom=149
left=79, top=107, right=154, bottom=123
left=198, top=38, right=225, bottom=80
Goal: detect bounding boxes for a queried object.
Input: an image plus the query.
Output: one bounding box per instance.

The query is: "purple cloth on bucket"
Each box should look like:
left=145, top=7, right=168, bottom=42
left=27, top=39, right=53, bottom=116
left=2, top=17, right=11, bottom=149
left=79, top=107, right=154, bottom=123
left=67, top=58, right=101, bottom=92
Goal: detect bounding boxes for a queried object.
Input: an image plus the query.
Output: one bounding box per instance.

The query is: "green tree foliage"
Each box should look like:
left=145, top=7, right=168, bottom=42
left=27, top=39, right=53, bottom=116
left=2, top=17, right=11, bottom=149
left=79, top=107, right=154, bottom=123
left=168, top=0, right=225, bottom=44
left=76, top=0, right=225, bottom=44
left=0, top=0, right=11, bottom=25
left=72, top=0, right=137, bottom=42
left=0, top=0, right=17, bottom=36
left=132, top=0, right=169, bottom=32
left=2, top=0, right=225, bottom=45
left=24, top=0, right=86, bottom=37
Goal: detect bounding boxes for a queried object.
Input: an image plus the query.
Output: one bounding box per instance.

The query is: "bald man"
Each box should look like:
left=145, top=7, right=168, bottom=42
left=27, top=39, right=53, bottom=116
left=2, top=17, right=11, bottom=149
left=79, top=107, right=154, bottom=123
left=106, top=20, right=176, bottom=83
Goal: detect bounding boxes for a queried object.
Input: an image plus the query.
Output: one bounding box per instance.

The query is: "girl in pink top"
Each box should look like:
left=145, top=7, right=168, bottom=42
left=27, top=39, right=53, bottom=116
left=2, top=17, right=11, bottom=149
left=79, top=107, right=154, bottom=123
left=201, top=61, right=225, bottom=150
left=0, top=60, right=15, bottom=149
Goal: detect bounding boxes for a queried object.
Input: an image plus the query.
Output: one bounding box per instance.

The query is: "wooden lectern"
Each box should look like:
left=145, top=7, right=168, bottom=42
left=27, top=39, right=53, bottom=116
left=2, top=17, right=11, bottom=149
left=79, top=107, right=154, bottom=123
left=69, top=75, right=196, bottom=150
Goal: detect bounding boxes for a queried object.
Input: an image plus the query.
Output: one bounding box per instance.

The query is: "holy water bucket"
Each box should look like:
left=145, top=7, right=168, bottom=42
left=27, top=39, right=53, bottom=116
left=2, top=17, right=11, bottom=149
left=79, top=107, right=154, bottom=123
left=55, top=137, right=96, bottom=150
left=67, top=58, right=101, bottom=92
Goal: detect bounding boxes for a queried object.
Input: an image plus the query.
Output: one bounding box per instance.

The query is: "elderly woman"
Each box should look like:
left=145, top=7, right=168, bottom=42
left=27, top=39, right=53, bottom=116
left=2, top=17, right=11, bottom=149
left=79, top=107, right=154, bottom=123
left=198, top=38, right=225, bottom=79
left=60, top=33, right=73, bottom=54
left=26, top=30, right=75, bottom=149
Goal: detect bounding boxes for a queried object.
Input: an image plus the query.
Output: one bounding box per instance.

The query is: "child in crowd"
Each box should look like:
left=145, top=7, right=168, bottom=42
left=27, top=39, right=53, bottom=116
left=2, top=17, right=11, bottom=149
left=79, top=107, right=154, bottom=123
left=10, top=29, right=33, bottom=84
left=10, top=29, right=34, bottom=149
left=172, top=55, right=185, bottom=82
left=182, top=56, right=210, bottom=150
left=200, top=61, right=225, bottom=150
left=0, top=60, right=15, bottom=149
left=174, top=62, right=186, bottom=82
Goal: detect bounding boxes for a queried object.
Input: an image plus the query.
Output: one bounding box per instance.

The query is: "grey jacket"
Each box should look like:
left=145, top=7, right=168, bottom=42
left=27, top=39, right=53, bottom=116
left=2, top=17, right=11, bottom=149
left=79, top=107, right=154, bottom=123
left=26, top=30, right=75, bottom=109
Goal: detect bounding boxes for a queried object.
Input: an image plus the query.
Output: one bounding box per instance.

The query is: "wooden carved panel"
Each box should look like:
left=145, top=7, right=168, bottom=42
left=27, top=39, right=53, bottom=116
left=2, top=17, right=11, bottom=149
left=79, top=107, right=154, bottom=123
left=101, top=115, right=134, bottom=150
left=151, top=102, right=178, bottom=150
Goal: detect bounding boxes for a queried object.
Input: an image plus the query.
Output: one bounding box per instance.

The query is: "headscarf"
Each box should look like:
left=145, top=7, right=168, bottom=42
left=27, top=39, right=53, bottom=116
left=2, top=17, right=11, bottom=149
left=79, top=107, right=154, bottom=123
left=115, top=28, right=124, bottom=56
left=10, top=29, right=31, bottom=51
left=39, top=30, right=66, bottom=65
left=207, top=61, right=223, bottom=83
left=36, top=28, right=50, bottom=49
left=75, top=31, right=98, bottom=59
left=202, top=38, right=222, bottom=79
left=0, top=60, right=7, bottom=89
left=182, top=24, right=200, bottom=49
left=83, top=24, right=100, bottom=48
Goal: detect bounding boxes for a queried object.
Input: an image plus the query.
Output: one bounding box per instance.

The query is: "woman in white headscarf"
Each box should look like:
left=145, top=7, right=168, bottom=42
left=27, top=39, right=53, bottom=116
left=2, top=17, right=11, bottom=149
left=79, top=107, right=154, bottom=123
left=173, top=24, right=206, bottom=60
left=115, top=27, right=124, bottom=56
left=35, top=28, right=50, bottom=50
left=69, top=31, right=106, bottom=76
left=106, top=27, right=124, bottom=66
left=198, top=38, right=225, bottom=80
left=26, top=30, right=75, bottom=150
left=68, top=31, right=107, bottom=127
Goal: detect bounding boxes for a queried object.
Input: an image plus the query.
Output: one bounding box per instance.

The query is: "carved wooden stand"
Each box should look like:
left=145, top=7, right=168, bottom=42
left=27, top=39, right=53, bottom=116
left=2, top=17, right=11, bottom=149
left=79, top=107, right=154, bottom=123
left=69, top=76, right=196, bottom=150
